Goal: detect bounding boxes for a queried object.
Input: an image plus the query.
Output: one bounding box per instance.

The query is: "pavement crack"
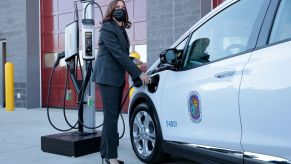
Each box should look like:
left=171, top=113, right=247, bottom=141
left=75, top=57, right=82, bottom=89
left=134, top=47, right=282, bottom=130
left=0, top=145, right=40, bottom=154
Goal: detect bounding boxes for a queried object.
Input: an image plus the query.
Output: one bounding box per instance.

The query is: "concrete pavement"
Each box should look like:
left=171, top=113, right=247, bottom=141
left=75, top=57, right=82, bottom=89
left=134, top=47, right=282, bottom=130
left=0, top=108, right=194, bottom=164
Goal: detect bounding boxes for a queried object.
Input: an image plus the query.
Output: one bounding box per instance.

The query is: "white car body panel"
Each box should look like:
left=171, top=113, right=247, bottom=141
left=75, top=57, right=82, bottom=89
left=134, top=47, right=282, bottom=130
left=240, top=41, right=291, bottom=160
left=129, top=71, right=169, bottom=124
left=161, top=53, right=251, bottom=151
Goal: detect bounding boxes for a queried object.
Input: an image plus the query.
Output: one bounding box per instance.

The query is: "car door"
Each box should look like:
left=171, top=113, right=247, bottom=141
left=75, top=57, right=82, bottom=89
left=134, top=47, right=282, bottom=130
left=161, top=0, right=268, bottom=153
left=240, top=0, right=291, bottom=162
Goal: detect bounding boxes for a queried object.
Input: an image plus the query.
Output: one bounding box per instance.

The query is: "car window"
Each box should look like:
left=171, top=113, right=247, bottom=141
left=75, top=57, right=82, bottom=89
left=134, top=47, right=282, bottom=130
left=269, top=0, right=291, bottom=44
left=183, top=0, right=264, bottom=69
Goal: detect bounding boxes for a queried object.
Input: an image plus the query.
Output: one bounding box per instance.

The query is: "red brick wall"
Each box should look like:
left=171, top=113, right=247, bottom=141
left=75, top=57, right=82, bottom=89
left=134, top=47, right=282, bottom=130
left=213, top=0, right=224, bottom=8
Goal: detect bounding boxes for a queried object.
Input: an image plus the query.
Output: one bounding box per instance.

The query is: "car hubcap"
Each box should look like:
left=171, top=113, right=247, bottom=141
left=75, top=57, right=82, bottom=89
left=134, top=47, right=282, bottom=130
left=133, top=111, right=156, bottom=158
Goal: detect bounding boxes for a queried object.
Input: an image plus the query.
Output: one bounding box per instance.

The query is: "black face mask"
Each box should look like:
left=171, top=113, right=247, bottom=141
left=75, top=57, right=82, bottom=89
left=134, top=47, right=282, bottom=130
left=113, top=8, right=126, bottom=22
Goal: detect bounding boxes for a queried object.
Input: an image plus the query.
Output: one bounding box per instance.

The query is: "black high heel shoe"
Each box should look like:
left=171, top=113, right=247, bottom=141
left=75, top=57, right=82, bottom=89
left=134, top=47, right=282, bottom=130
left=104, top=158, right=124, bottom=164
left=101, top=155, right=105, bottom=164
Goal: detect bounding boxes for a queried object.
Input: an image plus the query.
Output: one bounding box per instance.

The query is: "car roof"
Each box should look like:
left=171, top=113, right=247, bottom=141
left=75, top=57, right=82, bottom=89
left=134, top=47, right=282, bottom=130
left=170, top=0, right=239, bottom=48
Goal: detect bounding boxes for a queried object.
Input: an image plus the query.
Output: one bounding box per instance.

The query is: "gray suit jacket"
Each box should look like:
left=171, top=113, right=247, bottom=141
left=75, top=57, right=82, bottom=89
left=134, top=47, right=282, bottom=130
left=92, top=20, right=142, bottom=87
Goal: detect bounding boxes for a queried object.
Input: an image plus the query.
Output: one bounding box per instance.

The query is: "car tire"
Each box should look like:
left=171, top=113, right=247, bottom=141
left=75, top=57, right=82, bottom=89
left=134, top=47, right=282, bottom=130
left=130, top=103, right=170, bottom=163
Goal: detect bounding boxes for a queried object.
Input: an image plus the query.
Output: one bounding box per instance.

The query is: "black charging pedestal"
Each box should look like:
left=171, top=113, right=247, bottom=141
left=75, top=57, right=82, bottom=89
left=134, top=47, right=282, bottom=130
left=41, top=89, right=102, bottom=157
left=41, top=131, right=102, bottom=157
left=42, top=60, right=102, bottom=157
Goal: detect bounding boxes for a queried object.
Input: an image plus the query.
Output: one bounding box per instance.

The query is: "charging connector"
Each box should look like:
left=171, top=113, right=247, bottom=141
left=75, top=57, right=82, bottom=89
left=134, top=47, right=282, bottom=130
left=54, top=51, right=65, bottom=68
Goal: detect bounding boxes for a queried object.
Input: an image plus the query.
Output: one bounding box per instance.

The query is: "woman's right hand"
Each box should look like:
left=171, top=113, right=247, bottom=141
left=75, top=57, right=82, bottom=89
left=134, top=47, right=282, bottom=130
left=139, top=72, right=151, bottom=86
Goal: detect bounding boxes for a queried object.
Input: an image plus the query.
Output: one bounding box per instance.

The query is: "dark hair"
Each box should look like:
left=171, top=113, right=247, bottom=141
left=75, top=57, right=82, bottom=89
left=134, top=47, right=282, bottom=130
left=102, top=0, right=132, bottom=29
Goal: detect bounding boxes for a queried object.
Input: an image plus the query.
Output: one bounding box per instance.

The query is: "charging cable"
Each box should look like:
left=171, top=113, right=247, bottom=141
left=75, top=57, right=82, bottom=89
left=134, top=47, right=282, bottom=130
left=47, top=52, right=79, bottom=132
left=80, top=0, right=104, bottom=21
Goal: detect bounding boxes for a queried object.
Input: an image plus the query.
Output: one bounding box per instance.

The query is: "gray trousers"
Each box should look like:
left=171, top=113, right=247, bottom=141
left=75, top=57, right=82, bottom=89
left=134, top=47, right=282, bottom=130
left=98, top=83, right=124, bottom=159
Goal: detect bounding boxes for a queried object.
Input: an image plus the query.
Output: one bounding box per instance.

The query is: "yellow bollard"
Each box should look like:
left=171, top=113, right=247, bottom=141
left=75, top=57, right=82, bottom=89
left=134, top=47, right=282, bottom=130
left=129, top=87, right=135, bottom=99
left=5, top=62, right=14, bottom=111
left=129, top=52, right=141, bottom=99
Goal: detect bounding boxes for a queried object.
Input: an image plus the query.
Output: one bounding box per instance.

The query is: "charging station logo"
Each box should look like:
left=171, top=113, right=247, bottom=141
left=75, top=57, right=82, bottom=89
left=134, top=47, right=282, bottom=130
left=188, top=91, right=202, bottom=123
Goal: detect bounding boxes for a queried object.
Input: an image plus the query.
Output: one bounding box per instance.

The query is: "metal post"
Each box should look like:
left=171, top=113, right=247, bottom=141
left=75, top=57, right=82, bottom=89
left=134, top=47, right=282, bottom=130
left=0, top=42, right=4, bottom=108
left=5, top=62, right=14, bottom=111
left=82, top=1, right=96, bottom=133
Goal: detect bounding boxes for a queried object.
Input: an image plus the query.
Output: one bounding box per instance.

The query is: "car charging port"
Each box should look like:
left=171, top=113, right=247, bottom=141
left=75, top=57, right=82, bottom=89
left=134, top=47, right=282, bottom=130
left=148, top=75, right=160, bottom=93
left=133, top=74, right=160, bottom=93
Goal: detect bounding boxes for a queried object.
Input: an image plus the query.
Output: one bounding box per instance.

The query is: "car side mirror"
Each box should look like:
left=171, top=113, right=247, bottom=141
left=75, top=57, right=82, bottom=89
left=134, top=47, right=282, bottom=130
left=160, top=49, right=178, bottom=66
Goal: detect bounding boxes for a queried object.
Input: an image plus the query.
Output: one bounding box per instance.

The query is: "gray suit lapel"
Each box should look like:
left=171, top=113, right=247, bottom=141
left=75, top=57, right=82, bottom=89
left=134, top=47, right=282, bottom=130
left=111, top=21, right=129, bottom=52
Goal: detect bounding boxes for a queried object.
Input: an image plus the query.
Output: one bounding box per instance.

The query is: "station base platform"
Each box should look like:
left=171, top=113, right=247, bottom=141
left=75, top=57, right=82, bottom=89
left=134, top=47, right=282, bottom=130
left=41, top=131, right=102, bottom=157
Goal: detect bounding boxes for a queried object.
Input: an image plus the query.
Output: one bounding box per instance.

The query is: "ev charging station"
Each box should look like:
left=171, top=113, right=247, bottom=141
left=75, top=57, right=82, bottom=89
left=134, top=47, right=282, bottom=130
left=81, top=1, right=96, bottom=134
left=41, top=0, right=103, bottom=157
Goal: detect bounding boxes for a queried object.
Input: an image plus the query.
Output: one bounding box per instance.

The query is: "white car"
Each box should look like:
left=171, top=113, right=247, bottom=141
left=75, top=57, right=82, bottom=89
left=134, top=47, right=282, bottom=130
left=128, top=0, right=291, bottom=163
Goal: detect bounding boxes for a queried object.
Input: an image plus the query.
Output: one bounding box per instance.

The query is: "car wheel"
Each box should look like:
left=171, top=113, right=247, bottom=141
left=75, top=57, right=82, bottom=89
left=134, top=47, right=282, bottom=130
left=130, top=103, right=169, bottom=163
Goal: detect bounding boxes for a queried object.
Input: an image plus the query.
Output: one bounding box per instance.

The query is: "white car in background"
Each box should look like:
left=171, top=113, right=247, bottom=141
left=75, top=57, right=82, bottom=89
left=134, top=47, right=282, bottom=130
left=128, top=0, right=291, bottom=163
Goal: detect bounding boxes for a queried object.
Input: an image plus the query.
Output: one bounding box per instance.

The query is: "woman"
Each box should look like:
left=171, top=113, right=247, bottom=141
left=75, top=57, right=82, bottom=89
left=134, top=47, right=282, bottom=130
left=91, top=0, right=151, bottom=164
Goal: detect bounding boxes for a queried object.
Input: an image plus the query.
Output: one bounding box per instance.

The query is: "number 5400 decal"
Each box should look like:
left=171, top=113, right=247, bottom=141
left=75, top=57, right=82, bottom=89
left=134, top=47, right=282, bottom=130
left=166, top=121, right=177, bottom=128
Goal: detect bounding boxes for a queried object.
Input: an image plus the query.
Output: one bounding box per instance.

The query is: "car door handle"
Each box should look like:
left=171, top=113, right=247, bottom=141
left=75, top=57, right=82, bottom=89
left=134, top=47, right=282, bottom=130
left=214, top=70, right=236, bottom=79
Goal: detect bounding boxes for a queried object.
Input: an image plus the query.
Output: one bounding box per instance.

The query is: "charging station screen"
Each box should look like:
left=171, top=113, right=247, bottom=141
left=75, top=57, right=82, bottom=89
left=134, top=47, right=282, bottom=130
left=85, top=32, right=92, bottom=56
